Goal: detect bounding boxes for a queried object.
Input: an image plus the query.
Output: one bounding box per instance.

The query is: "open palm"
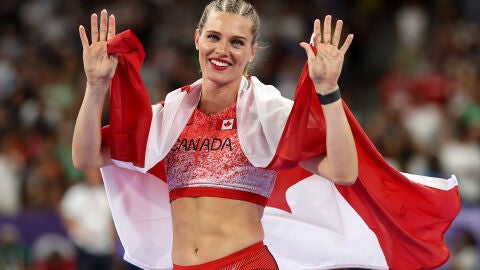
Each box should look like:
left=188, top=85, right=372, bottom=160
left=300, top=15, right=353, bottom=94
left=79, top=9, right=118, bottom=85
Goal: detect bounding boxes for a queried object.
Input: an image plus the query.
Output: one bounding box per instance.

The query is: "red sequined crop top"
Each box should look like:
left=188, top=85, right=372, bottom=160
left=165, top=102, right=277, bottom=206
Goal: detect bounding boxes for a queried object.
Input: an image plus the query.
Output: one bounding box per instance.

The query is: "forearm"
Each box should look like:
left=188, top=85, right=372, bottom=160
left=72, top=82, right=112, bottom=169
left=301, top=86, right=358, bottom=184
left=320, top=96, right=358, bottom=184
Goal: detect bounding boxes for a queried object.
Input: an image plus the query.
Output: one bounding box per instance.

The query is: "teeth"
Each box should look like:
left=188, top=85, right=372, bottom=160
left=211, top=59, right=229, bottom=67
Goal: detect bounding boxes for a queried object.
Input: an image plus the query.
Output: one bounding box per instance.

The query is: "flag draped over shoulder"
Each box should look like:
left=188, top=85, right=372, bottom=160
left=100, top=30, right=461, bottom=270
left=265, top=59, right=461, bottom=269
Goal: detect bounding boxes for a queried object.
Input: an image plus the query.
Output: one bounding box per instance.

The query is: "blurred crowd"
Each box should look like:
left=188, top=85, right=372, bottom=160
left=0, top=0, right=478, bottom=269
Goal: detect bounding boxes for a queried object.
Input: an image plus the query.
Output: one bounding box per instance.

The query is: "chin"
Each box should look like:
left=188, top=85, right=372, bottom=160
left=204, top=72, right=236, bottom=85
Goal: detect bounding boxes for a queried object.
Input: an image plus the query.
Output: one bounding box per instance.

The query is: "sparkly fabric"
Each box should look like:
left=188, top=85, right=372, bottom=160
left=172, top=242, right=279, bottom=270
left=165, top=102, right=277, bottom=202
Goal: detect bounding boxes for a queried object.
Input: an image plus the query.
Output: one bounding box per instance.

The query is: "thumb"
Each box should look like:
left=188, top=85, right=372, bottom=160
left=299, top=42, right=315, bottom=60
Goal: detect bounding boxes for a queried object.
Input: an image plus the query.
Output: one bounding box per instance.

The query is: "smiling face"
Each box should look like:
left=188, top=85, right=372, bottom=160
left=195, top=11, right=257, bottom=89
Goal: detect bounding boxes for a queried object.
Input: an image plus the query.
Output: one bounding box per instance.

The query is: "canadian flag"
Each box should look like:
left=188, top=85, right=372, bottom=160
left=218, top=118, right=236, bottom=130
left=100, top=30, right=460, bottom=270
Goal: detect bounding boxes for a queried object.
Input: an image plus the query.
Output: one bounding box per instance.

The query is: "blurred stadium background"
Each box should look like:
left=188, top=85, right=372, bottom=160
left=0, top=0, right=479, bottom=269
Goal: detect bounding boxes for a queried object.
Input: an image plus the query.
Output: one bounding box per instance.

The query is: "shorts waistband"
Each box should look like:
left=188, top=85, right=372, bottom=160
left=172, top=241, right=265, bottom=270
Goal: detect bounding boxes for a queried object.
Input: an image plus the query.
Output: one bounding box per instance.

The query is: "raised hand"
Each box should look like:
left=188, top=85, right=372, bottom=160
left=79, top=9, right=118, bottom=87
left=300, top=15, right=353, bottom=94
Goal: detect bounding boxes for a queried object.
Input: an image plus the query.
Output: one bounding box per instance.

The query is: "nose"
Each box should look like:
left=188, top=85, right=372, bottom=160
left=215, top=40, right=229, bottom=55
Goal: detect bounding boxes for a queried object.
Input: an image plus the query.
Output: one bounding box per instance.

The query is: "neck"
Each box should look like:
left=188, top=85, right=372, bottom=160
left=198, top=77, right=242, bottom=114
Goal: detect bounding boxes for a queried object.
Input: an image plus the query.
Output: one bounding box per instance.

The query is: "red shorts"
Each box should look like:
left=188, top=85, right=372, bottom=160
left=172, top=242, right=279, bottom=270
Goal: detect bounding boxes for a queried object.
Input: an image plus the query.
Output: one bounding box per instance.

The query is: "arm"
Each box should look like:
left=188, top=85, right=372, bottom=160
left=299, top=16, right=358, bottom=185
left=72, top=10, right=117, bottom=169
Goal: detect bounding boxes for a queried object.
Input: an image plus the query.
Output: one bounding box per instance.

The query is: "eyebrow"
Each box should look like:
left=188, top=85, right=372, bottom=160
left=205, top=30, right=248, bottom=41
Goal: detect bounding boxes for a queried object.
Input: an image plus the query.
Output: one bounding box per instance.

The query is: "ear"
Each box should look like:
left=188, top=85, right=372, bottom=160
left=194, top=29, right=200, bottom=50
left=250, top=43, right=258, bottom=62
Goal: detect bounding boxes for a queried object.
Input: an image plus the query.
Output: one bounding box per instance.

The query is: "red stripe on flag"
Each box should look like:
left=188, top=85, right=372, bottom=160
left=103, top=30, right=152, bottom=168
left=216, top=118, right=237, bottom=130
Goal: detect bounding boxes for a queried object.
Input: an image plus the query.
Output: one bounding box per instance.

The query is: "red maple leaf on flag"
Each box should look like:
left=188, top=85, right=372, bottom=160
left=223, top=120, right=232, bottom=127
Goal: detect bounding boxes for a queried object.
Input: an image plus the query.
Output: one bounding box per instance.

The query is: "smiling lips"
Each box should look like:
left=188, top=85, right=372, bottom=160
left=210, top=58, right=231, bottom=70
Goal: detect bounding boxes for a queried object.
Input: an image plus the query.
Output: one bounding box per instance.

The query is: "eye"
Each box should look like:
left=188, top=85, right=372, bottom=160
left=207, top=34, right=219, bottom=41
left=231, top=39, right=245, bottom=47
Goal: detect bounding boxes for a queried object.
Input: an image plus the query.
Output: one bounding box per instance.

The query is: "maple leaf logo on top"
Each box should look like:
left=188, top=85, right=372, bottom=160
left=221, top=119, right=235, bottom=130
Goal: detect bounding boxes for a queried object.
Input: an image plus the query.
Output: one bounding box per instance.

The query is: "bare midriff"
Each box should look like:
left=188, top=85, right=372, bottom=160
left=170, top=196, right=265, bottom=266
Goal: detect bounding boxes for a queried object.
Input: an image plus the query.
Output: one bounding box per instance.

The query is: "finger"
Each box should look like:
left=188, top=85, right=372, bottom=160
left=99, top=9, right=108, bottom=41
left=79, top=25, right=89, bottom=50
left=107, top=14, right=116, bottom=40
left=91, top=13, right=98, bottom=42
left=339, top=34, right=354, bottom=54
left=323, top=15, right=332, bottom=44
left=332, top=20, right=343, bottom=47
left=299, top=42, right=315, bottom=60
left=313, top=19, right=321, bottom=45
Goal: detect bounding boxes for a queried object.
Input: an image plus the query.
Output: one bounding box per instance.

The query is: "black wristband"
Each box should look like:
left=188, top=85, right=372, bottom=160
left=317, top=88, right=341, bottom=105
